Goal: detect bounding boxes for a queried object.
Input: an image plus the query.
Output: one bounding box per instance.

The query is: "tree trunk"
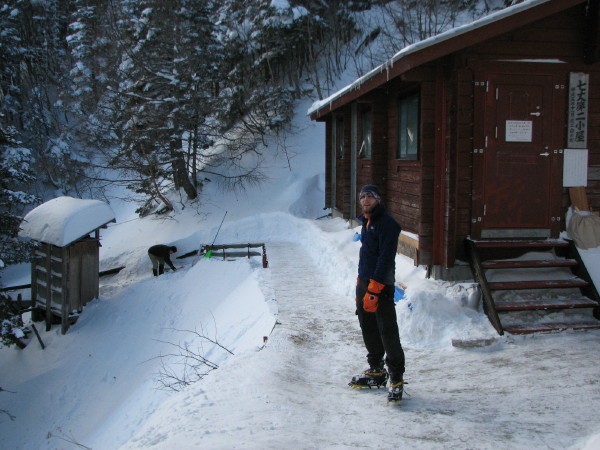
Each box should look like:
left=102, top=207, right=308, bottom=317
left=170, top=138, right=197, bottom=200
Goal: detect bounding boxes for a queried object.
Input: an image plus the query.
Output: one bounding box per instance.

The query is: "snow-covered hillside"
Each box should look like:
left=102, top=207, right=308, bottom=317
left=1, top=96, right=600, bottom=449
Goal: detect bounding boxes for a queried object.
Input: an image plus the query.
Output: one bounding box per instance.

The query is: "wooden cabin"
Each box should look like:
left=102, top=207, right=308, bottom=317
left=19, top=197, right=116, bottom=334
left=309, top=0, right=600, bottom=277
left=309, top=0, right=600, bottom=334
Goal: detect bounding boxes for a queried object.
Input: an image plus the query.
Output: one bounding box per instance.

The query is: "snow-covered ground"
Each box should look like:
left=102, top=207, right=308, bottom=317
left=2, top=92, right=600, bottom=449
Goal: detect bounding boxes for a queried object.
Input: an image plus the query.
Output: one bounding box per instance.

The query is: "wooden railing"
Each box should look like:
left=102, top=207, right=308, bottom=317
left=178, top=243, right=269, bottom=268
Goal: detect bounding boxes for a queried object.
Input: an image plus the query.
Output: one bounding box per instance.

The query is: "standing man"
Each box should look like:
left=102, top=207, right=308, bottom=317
left=148, top=244, right=177, bottom=276
left=350, top=184, right=406, bottom=402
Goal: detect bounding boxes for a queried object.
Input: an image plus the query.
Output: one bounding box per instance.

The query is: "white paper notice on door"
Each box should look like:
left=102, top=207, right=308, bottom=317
left=563, top=148, right=588, bottom=187
left=505, top=120, right=532, bottom=142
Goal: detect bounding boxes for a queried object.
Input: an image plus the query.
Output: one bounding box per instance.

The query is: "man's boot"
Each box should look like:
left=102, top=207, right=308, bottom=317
left=349, top=366, right=388, bottom=388
left=158, top=266, right=164, bottom=275
left=152, top=269, right=158, bottom=277
left=388, top=376, right=404, bottom=402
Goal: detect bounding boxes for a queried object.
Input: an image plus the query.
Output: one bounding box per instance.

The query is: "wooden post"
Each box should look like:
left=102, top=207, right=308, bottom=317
left=61, top=247, right=69, bottom=335
left=45, top=247, right=52, bottom=332
left=262, top=244, right=268, bottom=268
left=31, top=324, right=45, bottom=350
left=569, top=187, right=590, bottom=212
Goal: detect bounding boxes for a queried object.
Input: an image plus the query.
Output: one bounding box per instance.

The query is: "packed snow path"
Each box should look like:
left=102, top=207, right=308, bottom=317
left=125, top=242, right=600, bottom=449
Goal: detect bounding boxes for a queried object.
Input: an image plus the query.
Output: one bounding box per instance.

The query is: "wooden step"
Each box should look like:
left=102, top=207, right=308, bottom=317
left=495, top=296, right=598, bottom=311
left=472, top=239, right=569, bottom=249
left=503, top=321, right=600, bottom=335
left=481, top=259, right=578, bottom=269
left=487, top=279, right=588, bottom=290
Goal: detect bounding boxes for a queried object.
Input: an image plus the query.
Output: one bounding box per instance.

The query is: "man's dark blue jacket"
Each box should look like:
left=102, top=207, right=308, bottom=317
left=358, top=203, right=401, bottom=285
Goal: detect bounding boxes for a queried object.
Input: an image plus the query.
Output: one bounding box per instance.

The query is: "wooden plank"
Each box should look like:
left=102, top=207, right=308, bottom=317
left=99, top=266, right=125, bottom=277
left=213, top=251, right=262, bottom=258
left=451, top=338, right=496, bottom=348
left=569, top=187, right=590, bottom=211
left=207, top=243, right=265, bottom=250
left=473, top=240, right=569, bottom=249
left=495, top=296, right=597, bottom=311
left=0, top=283, right=31, bottom=292
left=481, top=259, right=578, bottom=269
left=400, top=233, right=419, bottom=249
left=45, top=245, right=52, bottom=332
left=61, top=246, right=69, bottom=335
left=488, top=279, right=588, bottom=290
left=503, top=321, right=600, bottom=334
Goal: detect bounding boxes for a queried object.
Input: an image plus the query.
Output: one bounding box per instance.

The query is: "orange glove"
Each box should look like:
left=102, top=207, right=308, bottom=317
left=363, top=279, right=385, bottom=313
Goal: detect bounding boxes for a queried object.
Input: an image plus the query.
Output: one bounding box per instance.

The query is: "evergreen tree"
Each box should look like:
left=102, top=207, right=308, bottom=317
left=110, top=0, right=224, bottom=213
left=1, top=0, right=92, bottom=196
left=0, top=124, right=37, bottom=348
left=66, top=0, right=115, bottom=115
left=0, top=124, right=38, bottom=266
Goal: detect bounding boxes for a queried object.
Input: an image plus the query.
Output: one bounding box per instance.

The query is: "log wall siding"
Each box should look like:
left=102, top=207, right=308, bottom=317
left=585, top=72, right=600, bottom=209
left=356, top=102, right=373, bottom=217
left=385, top=76, right=436, bottom=265
left=443, top=66, right=475, bottom=265
left=335, top=109, right=352, bottom=216
left=324, top=118, right=332, bottom=208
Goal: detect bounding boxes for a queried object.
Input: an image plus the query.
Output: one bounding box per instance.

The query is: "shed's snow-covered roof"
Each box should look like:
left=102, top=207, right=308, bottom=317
left=19, top=196, right=116, bottom=247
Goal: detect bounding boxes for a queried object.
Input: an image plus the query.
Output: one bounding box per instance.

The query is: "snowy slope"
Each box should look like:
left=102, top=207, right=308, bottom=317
left=1, top=95, right=599, bottom=449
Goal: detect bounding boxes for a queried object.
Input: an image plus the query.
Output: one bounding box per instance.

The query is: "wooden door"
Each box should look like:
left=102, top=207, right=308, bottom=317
left=473, top=73, right=556, bottom=238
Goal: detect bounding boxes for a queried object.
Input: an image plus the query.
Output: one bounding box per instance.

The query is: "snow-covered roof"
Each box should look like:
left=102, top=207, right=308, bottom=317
left=19, top=196, right=116, bottom=247
left=308, top=0, right=582, bottom=117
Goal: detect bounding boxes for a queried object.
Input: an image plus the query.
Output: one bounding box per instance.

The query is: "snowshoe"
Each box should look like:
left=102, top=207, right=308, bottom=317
left=387, top=380, right=405, bottom=403
left=349, top=367, right=388, bottom=389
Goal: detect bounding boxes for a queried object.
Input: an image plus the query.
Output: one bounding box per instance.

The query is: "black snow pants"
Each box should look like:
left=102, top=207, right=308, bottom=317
left=356, top=279, right=405, bottom=383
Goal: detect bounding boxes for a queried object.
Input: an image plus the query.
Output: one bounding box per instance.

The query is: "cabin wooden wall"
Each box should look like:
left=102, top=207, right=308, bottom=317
left=586, top=69, right=600, bottom=208
left=356, top=90, right=389, bottom=217
left=319, top=2, right=600, bottom=272
left=456, top=3, right=600, bottom=256
left=325, top=118, right=332, bottom=209
left=384, top=74, right=436, bottom=265
left=334, top=109, right=352, bottom=216
left=454, top=67, right=476, bottom=264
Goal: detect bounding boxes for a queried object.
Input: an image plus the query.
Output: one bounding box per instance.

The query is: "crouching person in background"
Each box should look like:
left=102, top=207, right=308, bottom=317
left=148, top=244, right=177, bottom=276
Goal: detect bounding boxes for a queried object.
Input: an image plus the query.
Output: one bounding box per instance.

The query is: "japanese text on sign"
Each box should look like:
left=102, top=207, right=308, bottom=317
left=505, top=120, right=532, bottom=142
left=568, top=72, right=589, bottom=149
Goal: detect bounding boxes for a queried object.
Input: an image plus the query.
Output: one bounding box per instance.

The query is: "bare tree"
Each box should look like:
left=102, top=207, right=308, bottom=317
left=151, top=327, right=234, bottom=392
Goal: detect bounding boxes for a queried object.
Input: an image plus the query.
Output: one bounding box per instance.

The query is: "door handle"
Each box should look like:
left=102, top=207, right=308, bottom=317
left=539, top=152, right=550, bottom=157
left=530, top=112, right=541, bottom=116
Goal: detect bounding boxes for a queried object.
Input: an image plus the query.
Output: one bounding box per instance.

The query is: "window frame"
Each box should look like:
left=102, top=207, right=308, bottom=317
left=396, top=91, right=420, bottom=161
left=335, top=116, right=345, bottom=160
left=359, top=108, right=372, bottom=160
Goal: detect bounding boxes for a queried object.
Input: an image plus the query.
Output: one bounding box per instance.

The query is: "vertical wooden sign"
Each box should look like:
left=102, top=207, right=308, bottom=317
left=567, top=72, right=589, bottom=149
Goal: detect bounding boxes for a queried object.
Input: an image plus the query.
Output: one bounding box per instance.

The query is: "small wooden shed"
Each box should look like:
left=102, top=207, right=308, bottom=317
left=309, top=0, right=600, bottom=279
left=19, top=196, right=116, bottom=334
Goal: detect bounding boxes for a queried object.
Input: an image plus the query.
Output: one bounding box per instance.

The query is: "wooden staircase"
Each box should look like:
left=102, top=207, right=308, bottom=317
left=466, top=238, right=600, bottom=335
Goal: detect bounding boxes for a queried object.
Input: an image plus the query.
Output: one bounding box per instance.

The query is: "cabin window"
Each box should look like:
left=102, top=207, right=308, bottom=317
left=336, top=116, right=345, bottom=160
left=397, top=92, right=419, bottom=160
left=359, top=109, right=372, bottom=159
